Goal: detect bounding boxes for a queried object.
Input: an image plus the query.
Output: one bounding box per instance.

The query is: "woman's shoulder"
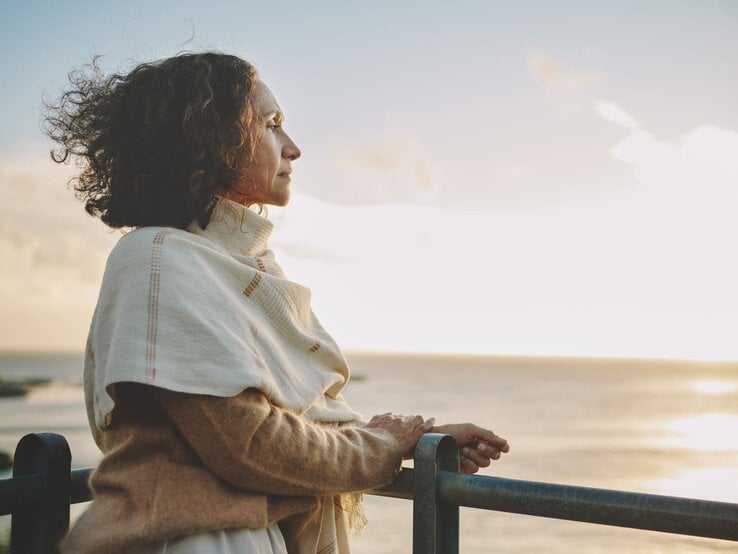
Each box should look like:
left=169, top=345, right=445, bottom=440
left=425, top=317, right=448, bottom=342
left=107, top=226, right=214, bottom=264
left=102, top=225, right=236, bottom=287
left=113, top=225, right=185, bottom=251
left=101, top=227, right=200, bottom=282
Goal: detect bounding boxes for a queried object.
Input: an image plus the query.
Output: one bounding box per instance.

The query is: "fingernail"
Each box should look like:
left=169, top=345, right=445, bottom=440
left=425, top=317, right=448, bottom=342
left=478, top=444, right=486, bottom=452
left=463, top=447, right=470, bottom=454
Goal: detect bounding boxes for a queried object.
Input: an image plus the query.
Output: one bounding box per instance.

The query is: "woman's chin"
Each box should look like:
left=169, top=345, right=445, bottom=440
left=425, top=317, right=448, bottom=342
left=267, top=182, right=291, bottom=206
left=264, top=191, right=290, bottom=207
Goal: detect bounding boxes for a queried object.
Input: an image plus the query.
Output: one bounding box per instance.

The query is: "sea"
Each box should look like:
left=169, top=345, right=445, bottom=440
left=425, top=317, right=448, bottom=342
left=1, top=351, right=737, bottom=553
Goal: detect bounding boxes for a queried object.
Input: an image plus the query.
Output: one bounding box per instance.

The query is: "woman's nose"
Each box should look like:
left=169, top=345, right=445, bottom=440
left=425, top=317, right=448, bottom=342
left=284, top=135, right=301, bottom=161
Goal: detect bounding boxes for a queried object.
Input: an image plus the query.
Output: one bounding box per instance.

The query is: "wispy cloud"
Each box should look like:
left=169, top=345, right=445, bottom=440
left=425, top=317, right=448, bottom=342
left=0, top=150, right=120, bottom=349
left=595, top=102, right=640, bottom=130
left=0, top=151, right=117, bottom=303
left=527, top=49, right=603, bottom=91
left=307, top=134, right=441, bottom=205
left=339, top=136, right=433, bottom=190
left=0, top=219, right=106, bottom=301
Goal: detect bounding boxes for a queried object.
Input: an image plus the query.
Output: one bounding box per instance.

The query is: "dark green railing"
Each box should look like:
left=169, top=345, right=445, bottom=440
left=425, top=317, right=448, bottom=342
left=2, top=433, right=738, bottom=553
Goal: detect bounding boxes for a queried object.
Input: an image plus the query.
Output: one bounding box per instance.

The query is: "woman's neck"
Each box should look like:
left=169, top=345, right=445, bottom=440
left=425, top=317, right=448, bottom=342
left=222, top=189, right=255, bottom=207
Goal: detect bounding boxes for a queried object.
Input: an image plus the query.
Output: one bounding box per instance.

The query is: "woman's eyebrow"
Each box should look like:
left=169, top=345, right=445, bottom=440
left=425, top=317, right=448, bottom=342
left=263, top=110, right=284, bottom=123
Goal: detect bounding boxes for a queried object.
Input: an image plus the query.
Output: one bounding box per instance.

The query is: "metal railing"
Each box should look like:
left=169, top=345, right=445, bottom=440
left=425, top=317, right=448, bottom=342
left=1, top=432, right=738, bottom=553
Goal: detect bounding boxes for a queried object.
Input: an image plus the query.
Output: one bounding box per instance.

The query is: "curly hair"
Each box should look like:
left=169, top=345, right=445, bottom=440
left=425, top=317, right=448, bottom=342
left=44, top=52, right=260, bottom=229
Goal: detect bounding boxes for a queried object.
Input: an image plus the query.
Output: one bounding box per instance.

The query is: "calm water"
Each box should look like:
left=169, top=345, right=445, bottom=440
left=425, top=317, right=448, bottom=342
left=1, top=351, right=737, bottom=553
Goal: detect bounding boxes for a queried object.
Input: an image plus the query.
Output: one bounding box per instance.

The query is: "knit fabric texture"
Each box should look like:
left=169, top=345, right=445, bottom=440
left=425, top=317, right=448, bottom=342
left=85, top=196, right=361, bottom=435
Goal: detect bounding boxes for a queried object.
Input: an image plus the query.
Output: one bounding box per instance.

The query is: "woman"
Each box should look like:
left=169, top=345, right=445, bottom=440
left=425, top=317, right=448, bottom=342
left=45, top=52, right=510, bottom=554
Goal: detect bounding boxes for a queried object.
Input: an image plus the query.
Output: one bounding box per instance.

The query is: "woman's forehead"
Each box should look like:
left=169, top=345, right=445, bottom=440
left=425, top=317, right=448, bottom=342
left=253, top=80, right=281, bottom=117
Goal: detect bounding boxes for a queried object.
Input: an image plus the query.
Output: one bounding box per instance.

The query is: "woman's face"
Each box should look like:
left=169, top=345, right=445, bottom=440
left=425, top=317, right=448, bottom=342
left=229, top=80, right=301, bottom=206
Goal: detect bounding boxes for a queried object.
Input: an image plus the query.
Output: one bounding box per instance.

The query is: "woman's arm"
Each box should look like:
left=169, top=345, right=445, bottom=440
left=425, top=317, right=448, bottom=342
left=147, top=385, right=414, bottom=496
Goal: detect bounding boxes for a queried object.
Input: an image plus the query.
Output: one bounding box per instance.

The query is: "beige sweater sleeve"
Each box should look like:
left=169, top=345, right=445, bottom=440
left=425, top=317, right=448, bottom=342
left=147, top=386, right=404, bottom=496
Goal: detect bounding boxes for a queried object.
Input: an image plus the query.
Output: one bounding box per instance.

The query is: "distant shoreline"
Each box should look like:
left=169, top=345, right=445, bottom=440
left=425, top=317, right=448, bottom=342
left=343, top=350, right=738, bottom=372
left=0, top=349, right=736, bottom=372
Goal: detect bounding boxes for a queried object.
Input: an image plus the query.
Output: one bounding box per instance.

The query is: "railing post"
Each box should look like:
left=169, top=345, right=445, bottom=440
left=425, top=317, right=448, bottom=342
left=11, top=433, right=71, bottom=554
left=413, top=433, right=460, bottom=554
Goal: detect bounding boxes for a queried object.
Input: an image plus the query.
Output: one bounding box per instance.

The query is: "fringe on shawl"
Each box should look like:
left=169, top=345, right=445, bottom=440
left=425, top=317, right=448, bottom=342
left=336, top=493, right=368, bottom=536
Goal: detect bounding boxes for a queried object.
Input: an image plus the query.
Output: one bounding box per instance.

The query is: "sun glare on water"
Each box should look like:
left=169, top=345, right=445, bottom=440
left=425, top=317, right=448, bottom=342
left=691, top=380, right=738, bottom=395
left=658, top=413, right=738, bottom=452
left=651, top=467, right=738, bottom=503
left=650, top=410, right=738, bottom=503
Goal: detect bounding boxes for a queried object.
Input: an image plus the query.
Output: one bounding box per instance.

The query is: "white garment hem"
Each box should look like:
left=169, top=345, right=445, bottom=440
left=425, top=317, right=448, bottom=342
left=133, top=524, right=287, bottom=554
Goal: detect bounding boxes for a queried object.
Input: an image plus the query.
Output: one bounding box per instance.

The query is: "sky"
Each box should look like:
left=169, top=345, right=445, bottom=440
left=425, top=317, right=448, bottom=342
left=0, top=1, right=737, bottom=359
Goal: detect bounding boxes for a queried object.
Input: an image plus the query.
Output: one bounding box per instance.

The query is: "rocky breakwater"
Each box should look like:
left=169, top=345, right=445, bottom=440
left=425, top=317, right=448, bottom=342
left=0, top=377, right=50, bottom=398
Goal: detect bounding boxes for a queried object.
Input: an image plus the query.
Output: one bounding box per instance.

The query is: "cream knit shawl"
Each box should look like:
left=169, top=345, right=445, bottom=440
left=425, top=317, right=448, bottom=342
left=85, top=197, right=361, bottom=430
left=84, top=197, right=362, bottom=553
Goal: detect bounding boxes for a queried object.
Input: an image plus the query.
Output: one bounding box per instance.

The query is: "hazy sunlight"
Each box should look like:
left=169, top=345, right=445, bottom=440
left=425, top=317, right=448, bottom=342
left=659, top=413, right=738, bottom=452
left=651, top=467, right=738, bottom=503
left=691, top=380, right=738, bottom=395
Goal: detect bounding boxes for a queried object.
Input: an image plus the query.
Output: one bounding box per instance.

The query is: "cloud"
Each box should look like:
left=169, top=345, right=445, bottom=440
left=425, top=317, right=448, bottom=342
left=596, top=102, right=738, bottom=205
left=0, top=219, right=106, bottom=302
left=595, top=102, right=640, bottom=130
left=0, top=149, right=122, bottom=350
left=527, top=49, right=603, bottom=90
left=0, top=150, right=118, bottom=305
left=305, top=134, right=442, bottom=205
left=339, top=136, right=433, bottom=189
left=273, top=186, right=738, bottom=360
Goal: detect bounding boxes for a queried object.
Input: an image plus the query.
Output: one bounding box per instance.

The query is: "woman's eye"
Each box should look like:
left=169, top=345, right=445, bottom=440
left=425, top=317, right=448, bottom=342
left=266, top=113, right=284, bottom=131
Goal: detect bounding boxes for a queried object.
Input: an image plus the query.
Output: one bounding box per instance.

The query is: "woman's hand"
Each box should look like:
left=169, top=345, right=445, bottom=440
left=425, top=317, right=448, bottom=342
left=365, top=413, right=435, bottom=459
left=432, top=423, right=510, bottom=474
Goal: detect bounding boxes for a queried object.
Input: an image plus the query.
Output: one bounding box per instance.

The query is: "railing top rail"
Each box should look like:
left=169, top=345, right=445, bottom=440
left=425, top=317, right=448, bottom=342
left=437, top=470, right=738, bottom=542
left=4, top=461, right=738, bottom=542
left=3, top=433, right=738, bottom=551
left=375, top=434, right=738, bottom=543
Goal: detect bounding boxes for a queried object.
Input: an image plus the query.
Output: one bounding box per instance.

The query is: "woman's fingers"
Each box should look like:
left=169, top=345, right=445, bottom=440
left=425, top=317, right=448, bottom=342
left=460, top=455, right=479, bottom=474
left=478, top=434, right=509, bottom=452
left=432, top=422, right=510, bottom=463
left=460, top=440, right=507, bottom=472
left=496, top=439, right=510, bottom=453
left=365, top=414, right=437, bottom=458
left=461, top=445, right=494, bottom=467
left=468, top=425, right=510, bottom=453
